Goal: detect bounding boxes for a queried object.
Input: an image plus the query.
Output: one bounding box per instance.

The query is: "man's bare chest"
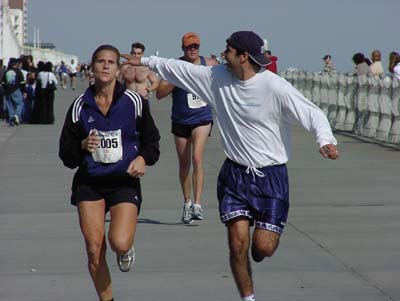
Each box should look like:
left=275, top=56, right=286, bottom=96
left=134, top=67, right=149, bottom=83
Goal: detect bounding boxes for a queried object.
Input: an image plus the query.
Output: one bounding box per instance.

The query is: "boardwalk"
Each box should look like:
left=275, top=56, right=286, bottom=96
left=0, top=81, right=399, bottom=301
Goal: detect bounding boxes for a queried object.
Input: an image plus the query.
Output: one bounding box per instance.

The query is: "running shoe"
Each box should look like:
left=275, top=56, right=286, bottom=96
left=117, top=246, right=135, bottom=272
left=12, top=115, right=20, bottom=126
left=181, top=204, right=193, bottom=224
left=192, top=205, right=204, bottom=220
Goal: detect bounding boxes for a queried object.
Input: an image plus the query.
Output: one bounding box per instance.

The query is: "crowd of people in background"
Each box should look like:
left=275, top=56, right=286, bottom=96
left=0, top=55, right=91, bottom=127
left=320, top=50, right=400, bottom=79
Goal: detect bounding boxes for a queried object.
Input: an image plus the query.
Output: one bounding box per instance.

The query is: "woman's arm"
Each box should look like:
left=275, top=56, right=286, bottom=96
left=136, top=99, right=161, bottom=166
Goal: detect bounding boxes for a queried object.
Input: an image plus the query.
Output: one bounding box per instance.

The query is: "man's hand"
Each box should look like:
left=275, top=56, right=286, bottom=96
left=319, top=144, right=339, bottom=160
left=126, top=156, right=146, bottom=178
left=121, top=54, right=142, bottom=67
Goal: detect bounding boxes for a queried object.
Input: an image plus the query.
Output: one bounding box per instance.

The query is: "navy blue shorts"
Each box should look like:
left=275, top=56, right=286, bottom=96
left=217, top=158, right=289, bottom=235
left=171, top=121, right=213, bottom=138
left=71, top=183, right=142, bottom=213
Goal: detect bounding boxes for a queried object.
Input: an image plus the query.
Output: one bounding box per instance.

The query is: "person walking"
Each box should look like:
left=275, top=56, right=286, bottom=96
left=122, top=30, right=339, bottom=301
left=2, top=58, right=26, bottom=126
left=156, top=32, right=218, bottom=224
left=59, top=44, right=160, bottom=301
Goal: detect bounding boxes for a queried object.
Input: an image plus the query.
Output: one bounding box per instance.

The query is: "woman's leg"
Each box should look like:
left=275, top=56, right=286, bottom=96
left=78, top=200, right=113, bottom=301
left=108, top=202, right=138, bottom=255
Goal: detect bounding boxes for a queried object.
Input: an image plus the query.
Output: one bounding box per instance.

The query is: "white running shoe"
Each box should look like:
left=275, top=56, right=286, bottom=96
left=181, top=203, right=193, bottom=225
left=12, top=115, right=20, bottom=126
left=117, top=246, right=135, bottom=272
left=192, top=205, right=204, bottom=220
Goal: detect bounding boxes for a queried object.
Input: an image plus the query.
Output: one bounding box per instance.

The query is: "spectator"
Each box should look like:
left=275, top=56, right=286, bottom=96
left=369, top=50, right=384, bottom=76
left=211, top=53, right=220, bottom=64
left=0, top=59, right=6, bottom=120
left=320, top=54, right=336, bottom=74
left=265, top=50, right=278, bottom=74
left=2, top=58, right=26, bottom=126
left=21, top=57, right=35, bottom=122
left=37, top=62, right=58, bottom=124
left=389, top=51, right=400, bottom=80
left=352, top=52, right=371, bottom=76
left=30, top=61, right=45, bottom=124
left=220, top=51, right=227, bottom=64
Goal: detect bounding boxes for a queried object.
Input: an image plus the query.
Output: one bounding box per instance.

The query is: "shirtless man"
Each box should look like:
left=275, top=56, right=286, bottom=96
left=120, top=42, right=159, bottom=99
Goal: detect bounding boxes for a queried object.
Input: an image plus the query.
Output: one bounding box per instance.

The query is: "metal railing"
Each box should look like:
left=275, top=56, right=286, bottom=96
left=280, top=70, right=400, bottom=145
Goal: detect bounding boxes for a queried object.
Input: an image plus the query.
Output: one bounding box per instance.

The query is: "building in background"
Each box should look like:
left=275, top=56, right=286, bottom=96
left=0, top=0, right=77, bottom=65
left=8, top=0, right=27, bottom=45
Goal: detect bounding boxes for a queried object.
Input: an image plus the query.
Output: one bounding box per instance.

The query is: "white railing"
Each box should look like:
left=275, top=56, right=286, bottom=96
left=280, top=70, right=400, bottom=145
left=23, top=46, right=78, bottom=66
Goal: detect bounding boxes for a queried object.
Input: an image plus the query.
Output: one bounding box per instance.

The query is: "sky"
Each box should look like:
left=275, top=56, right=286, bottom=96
left=27, top=0, right=398, bottom=73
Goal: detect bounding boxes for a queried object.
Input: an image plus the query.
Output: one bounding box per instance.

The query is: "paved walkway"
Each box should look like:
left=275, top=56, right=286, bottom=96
left=0, top=81, right=399, bottom=301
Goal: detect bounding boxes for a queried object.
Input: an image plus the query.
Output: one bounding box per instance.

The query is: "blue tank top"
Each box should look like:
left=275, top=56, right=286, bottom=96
left=171, top=56, right=213, bottom=124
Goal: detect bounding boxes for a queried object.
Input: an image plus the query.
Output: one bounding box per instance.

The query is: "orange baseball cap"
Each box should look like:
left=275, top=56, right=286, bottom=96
left=182, top=32, right=200, bottom=47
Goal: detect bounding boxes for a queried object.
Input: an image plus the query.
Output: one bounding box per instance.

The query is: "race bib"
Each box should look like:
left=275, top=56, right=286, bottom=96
left=92, top=129, right=123, bottom=164
left=187, top=93, right=207, bottom=109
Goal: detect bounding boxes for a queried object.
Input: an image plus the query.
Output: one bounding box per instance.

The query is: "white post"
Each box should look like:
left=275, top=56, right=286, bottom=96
left=363, top=75, right=380, bottom=138
left=319, top=74, right=329, bottom=115
left=343, top=74, right=357, bottom=131
left=354, top=75, right=368, bottom=135
left=389, top=78, right=400, bottom=143
left=311, top=72, right=321, bottom=107
left=327, top=73, right=339, bottom=125
left=376, top=76, right=393, bottom=142
left=334, top=73, right=347, bottom=130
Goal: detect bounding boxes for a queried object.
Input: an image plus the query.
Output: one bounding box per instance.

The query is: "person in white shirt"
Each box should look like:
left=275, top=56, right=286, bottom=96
left=68, top=59, right=78, bottom=90
left=370, top=50, right=384, bottom=76
left=122, top=30, right=339, bottom=301
left=37, top=61, right=58, bottom=124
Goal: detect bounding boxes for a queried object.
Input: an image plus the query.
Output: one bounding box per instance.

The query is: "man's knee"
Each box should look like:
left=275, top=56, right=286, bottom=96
left=108, top=235, right=132, bottom=255
left=86, top=241, right=105, bottom=266
left=251, top=230, right=280, bottom=262
left=228, top=234, right=250, bottom=262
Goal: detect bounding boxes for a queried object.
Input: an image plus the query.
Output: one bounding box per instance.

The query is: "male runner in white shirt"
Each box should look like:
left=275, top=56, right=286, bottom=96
left=122, top=30, right=339, bottom=301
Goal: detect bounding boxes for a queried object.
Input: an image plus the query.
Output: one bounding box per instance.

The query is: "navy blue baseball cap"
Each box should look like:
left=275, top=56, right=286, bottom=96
left=226, top=31, right=270, bottom=66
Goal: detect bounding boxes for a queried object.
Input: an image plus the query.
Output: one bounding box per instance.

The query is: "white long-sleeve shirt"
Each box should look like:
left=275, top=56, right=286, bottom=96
left=142, top=56, right=337, bottom=168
